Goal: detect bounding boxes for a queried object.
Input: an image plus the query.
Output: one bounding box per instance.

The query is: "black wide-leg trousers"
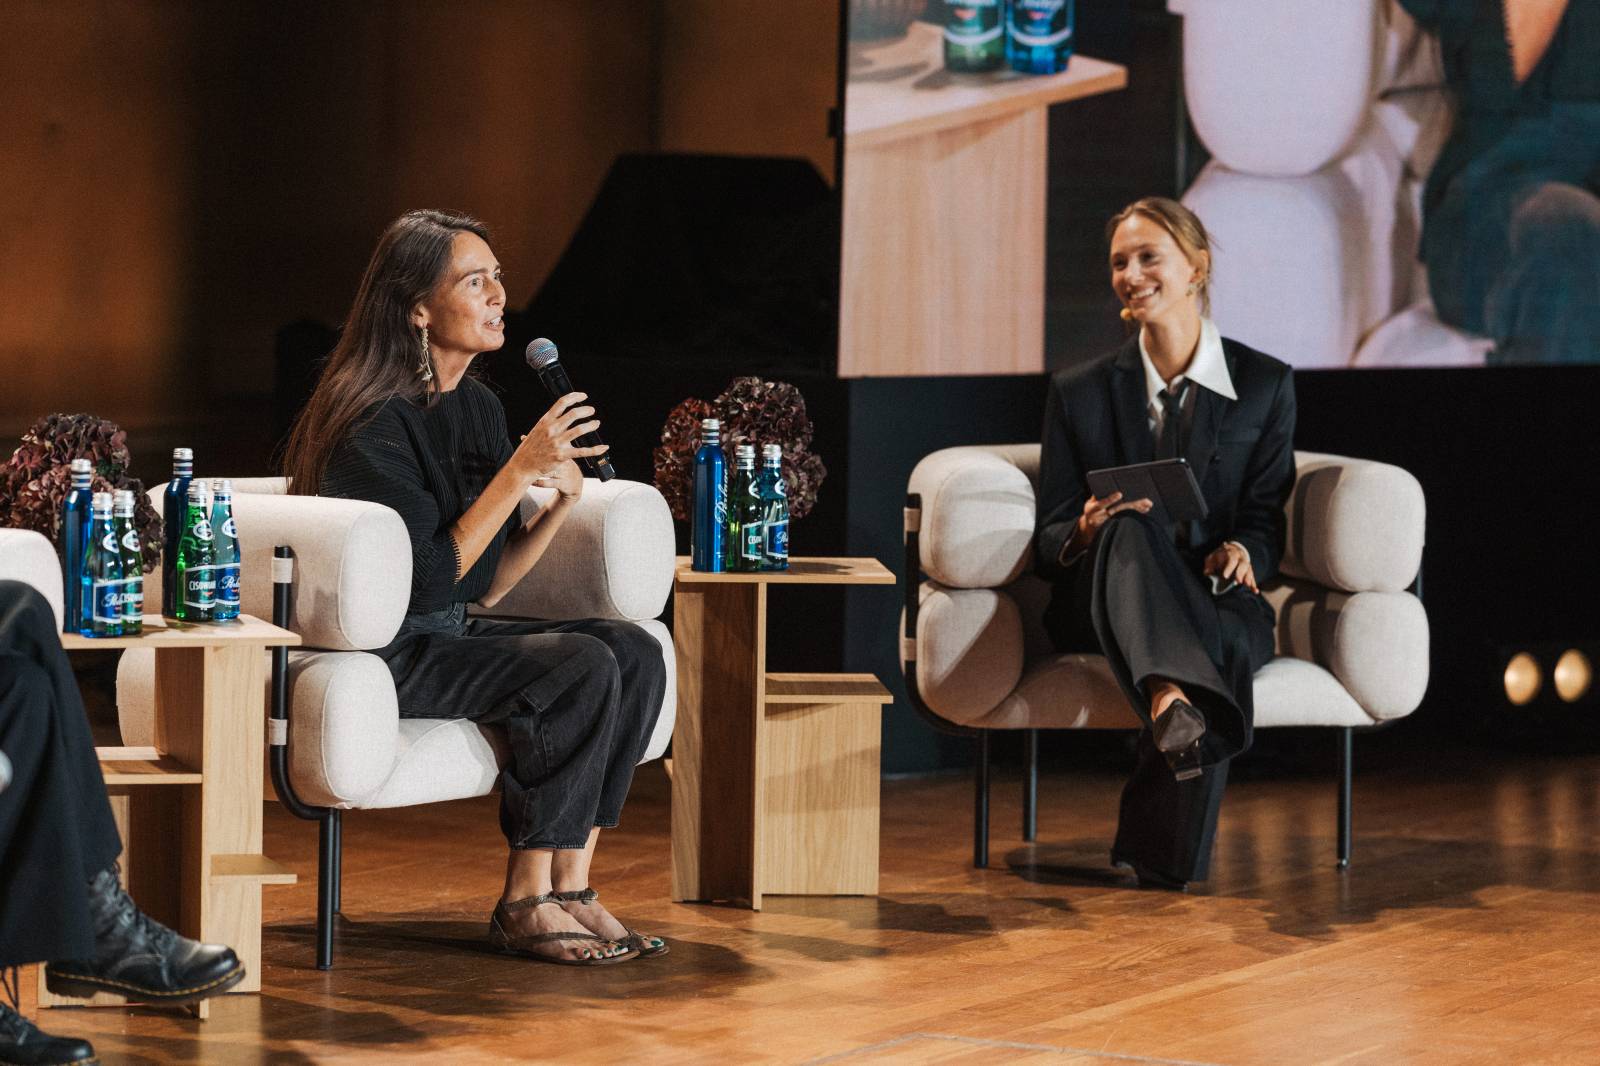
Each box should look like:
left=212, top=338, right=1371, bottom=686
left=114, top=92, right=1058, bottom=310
left=377, top=606, right=667, bottom=850
left=0, top=580, right=122, bottom=969
left=1044, top=513, right=1275, bottom=882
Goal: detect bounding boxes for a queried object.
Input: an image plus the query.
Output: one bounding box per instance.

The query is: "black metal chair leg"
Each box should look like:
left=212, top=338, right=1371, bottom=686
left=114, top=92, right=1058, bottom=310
left=1337, top=727, right=1353, bottom=869
left=316, top=812, right=337, bottom=970
left=330, top=810, right=343, bottom=915
left=974, top=732, right=991, bottom=869
left=1022, top=730, right=1038, bottom=843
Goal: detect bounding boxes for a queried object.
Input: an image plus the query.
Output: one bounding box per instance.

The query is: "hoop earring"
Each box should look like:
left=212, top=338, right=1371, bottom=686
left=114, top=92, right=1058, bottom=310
left=418, top=325, right=434, bottom=384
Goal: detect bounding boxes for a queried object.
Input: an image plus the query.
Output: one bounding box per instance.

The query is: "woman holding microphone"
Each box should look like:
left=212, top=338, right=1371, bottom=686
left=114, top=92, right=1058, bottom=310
left=282, top=210, right=667, bottom=964
left=1035, top=198, right=1296, bottom=891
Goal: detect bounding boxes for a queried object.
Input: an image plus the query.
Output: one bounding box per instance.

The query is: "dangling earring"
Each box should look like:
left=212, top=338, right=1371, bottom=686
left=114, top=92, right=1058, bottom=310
left=1119, top=307, right=1134, bottom=321
left=418, top=325, right=434, bottom=384
left=1186, top=281, right=1199, bottom=297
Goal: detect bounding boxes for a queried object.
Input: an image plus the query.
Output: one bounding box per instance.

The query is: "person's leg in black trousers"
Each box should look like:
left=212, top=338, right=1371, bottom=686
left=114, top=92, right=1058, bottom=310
left=0, top=581, right=245, bottom=1065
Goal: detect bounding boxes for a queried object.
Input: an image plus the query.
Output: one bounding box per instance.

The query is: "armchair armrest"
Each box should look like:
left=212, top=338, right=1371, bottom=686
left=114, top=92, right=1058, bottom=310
left=1282, top=452, right=1425, bottom=593
left=907, top=446, right=1038, bottom=590
left=0, top=529, right=64, bottom=631
left=487, top=478, right=674, bottom=623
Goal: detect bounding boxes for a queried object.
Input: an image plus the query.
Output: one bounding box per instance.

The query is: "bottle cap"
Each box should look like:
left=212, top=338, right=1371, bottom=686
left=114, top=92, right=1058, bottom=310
left=113, top=489, right=135, bottom=511
left=212, top=477, right=233, bottom=496
left=187, top=482, right=208, bottom=501
left=91, top=491, right=113, bottom=512
left=735, top=444, right=756, bottom=458
left=700, top=418, right=721, bottom=429
left=762, top=444, right=783, bottom=460
left=173, top=447, right=193, bottom=461
left=70, top=458, right=92, bottom=474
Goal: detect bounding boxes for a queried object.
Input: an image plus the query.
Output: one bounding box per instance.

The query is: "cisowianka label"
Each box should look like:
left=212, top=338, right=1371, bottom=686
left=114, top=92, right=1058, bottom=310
left=945, top=1, right=1003, bottom=45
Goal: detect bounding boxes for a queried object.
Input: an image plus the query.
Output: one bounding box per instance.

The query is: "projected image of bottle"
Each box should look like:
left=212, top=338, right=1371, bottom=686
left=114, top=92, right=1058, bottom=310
left=1007, top=0, right=1073, bottom=74
left=114, top=490, right=144, bottom=636
left=211, top=478, right=241, bottom=621
left=162, top=447, right=194, bottom=617
left=81, top=492, right=123, bottom=638
left=691, top=418, right=727, bottom=572
left=758, top=444, right=789, bottom=572
left=725, top=445, right=764, bottom=573
left=944, top=0, right=1004, bottom=73
left=175, top=482, right=216, bottom=622
left=60, top=457, right=94, bottom=633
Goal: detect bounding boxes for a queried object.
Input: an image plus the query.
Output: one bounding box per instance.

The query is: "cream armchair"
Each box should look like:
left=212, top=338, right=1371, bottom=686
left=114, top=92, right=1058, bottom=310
left=903, top=447, right=1428, bottom=868
left=0, top=529, right=65, bottom=629
left=116, top=476, right=677, bottom=968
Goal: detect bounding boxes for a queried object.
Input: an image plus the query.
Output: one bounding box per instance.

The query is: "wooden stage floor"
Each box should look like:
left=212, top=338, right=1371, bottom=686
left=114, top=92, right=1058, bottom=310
left=24, top=749, right=1600, bottom=1064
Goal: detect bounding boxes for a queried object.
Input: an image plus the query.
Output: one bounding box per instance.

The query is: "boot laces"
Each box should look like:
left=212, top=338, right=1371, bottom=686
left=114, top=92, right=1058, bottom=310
left=98, top=868, right=179, bottom=958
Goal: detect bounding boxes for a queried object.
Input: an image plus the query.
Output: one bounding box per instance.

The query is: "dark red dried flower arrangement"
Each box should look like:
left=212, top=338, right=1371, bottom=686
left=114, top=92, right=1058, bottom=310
left=0, top=413, right=162, bottom=573
left=653, top=377, right=827, bottom=522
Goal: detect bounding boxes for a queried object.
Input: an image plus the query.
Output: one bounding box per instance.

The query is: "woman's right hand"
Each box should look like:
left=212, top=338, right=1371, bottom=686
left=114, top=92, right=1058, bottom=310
left=1068, top=491, right=1153, bottom=553
left=512, top=392, right=607, bottom=482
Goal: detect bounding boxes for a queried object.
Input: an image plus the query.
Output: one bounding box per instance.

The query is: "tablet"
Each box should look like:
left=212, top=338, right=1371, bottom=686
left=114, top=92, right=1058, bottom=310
left=1086, top=458, right=1209, bottom=524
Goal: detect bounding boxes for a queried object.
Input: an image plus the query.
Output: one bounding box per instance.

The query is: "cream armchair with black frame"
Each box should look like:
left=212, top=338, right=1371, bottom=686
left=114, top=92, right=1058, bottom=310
left=901, top=445, right=1428, bottom=869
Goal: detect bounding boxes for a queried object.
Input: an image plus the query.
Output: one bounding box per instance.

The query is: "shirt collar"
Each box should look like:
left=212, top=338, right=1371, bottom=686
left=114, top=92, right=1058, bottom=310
left=1138, top=318, right=1237, bottom=409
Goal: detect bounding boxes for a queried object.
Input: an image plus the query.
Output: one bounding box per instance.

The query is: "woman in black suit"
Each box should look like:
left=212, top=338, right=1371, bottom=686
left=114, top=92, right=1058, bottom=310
left=1035, top=197, right=1296, bottom=890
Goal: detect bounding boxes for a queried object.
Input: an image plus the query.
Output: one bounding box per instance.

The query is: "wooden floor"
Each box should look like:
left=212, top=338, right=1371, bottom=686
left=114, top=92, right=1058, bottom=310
left=22, top=749, right=1600, bottom=1064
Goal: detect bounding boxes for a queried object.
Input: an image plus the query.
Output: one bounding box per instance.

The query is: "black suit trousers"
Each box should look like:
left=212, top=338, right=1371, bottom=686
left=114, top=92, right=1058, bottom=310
left=1044, top=513, right=1275, bottom=882
left=0, top=580, right=123, bottom=969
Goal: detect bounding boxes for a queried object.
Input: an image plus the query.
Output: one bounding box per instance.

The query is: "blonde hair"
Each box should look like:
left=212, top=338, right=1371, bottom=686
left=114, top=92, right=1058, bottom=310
left=1106, top=197, right=1215, bottom=316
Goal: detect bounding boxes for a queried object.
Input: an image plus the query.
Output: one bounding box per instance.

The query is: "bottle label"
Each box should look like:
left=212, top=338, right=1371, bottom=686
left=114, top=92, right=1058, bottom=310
left=1009, top=0, right=1072, bottom=46
left=121, top=528, right=140, bottom=552
left=92, top=581, right=123, bottom=623
left=222, top=516, right=237, bottom=539
left=123, top=577, right=144, bottom=616
left=946, top=1, right=1003, bottom=44
left=217, top=567, right=241, bottom=604
left=191, top=519, right=214, bottom=542
left=765, top=519, right=789, bottom=558
left=742, top=524, right=763, bottom=561
left=101, top=530, right=117, bottom=552
left=185, top=567, right=217, bottom=608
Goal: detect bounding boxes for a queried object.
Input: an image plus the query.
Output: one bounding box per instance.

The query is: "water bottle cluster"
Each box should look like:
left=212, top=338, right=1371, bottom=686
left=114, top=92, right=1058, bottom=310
left=942, top=0, right=1074, bottom=76
left=690, top=419, right=790, bottom=574
left=58, top=447, right=242, bottom=637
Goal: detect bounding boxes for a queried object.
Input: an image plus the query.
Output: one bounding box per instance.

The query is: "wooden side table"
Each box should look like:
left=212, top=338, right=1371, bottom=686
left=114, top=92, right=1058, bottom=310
left=840, top=21, right=1128, bottom=377
left=671, top=557, right=895, bottom=910
left=35, top=614, right=300, bottom=1019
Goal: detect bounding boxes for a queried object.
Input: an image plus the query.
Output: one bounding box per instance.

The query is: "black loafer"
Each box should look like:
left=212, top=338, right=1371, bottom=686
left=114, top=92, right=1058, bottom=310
left=1152, top=699, right=1206, bottom=781
left=44, top=867, right=245, bottom=1005
left=0, top=1001, right=97, bottom=1065
left=1111, top=854, right=1190, bottom=893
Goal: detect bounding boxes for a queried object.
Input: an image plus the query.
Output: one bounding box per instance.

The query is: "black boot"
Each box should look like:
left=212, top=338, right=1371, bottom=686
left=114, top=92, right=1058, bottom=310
left=43, top=867, right=244, bottom=1005
left=0, top=991, right=96, bottom=1066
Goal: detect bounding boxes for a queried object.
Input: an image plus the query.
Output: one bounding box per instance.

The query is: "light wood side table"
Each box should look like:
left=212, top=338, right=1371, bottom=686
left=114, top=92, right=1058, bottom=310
left=841, top=21, right=1128, bottom=377
left=671, top=557, right=895, bottom=910
left=34, top=614, right=300, bottom=1019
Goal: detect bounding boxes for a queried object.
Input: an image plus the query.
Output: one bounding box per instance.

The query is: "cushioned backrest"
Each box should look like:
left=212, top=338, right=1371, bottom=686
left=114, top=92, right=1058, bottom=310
left=1281, top=451, right=1424, bottom=593
left=911, top=445, right=1423, bottom=595
left=0, top=528, right=65, bottom=631
left=147, top=482, right=411, bottom=651
left=1172, top=0, right=1381, bottom=177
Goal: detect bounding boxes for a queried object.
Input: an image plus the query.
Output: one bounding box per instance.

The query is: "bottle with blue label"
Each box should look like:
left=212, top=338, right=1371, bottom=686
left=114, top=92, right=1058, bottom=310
left=113, top=490, right=144, bottom=636
left=60, top=458, right=94, bottom=633
left=1007, top=0, right=1073, bottom=75
left=724, top=445, right=764, bottom=573
left=81, top=492, right=123, bottom=638
left=691, top=418, right=727, bottom=572
left=210, top=478, right=241, bottom=621
left=758, top=444, right=789, bottom=572
left=162, top=447, right=194, bottom=618
left=175, top=482, right=216, bottom=622
left=944, top=0, right=1005, bottom=73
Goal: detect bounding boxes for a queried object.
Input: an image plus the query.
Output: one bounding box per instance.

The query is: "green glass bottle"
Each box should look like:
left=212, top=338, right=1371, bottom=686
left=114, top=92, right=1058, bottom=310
left=114, top=489, right=144, bottom=635
left=175, top=482, right=216, bottom=622
left=724, top=445, right=764, bottom=573
left=944, top=0, right=1005, bottom=73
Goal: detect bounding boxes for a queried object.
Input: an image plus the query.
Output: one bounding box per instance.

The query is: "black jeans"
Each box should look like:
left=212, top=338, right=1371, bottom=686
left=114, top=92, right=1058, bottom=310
left=1044, top=513, right=1276, bottom=882
left=0, top=581, right=123, bottom=969
left=376, top=605, right=667, bottom=850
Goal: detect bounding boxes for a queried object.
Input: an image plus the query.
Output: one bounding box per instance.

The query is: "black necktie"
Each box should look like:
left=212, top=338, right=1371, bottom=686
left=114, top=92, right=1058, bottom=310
left=1156, top=381, right=1189, bottom=460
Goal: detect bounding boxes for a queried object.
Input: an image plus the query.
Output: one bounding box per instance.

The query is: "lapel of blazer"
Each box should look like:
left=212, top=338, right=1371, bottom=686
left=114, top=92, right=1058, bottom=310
left=1109, top=338, right=1153, bottom=465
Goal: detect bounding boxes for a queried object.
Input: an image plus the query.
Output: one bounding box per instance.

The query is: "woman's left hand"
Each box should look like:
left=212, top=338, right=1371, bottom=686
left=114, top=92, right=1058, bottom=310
left=531, top=458, right=584, bottom=502
left=1204, top=541, right=1259, bottom=594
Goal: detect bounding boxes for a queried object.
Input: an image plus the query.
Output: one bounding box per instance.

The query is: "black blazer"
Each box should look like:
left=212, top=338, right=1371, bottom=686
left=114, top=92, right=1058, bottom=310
left=1034, top=335, right=1297, bottom=585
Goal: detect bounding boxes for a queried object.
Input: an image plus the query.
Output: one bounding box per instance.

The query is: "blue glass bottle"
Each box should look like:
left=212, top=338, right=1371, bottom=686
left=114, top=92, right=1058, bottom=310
left=81, top=493, right=123, bottom=638
left=114, top=489, right=144, bottom=635
left=175, top=482, right=216, bottom=623
left=210, top=478, right=241, bottom=621
left=757, top=444, right=789, bottom=571
left=1007, top=0, right=1074, bottom=75
left=60, top=458, right=94, bottom=633
left=691, top=418, right=727, bottom=572
left=162, top=447, right=194, bottom=618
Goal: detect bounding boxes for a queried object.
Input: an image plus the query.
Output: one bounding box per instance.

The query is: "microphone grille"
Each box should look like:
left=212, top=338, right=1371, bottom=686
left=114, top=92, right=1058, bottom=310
left=525, top=337, right=560, bottom=370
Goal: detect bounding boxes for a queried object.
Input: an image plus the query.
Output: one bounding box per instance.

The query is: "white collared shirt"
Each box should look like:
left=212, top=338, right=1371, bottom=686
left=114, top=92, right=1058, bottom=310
left=1139, top=318, right=1237, bottom=439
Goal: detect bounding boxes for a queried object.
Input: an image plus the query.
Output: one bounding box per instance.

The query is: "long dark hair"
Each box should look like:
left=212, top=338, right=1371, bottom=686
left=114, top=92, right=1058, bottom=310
left=281, top=209, right=490, bottom=495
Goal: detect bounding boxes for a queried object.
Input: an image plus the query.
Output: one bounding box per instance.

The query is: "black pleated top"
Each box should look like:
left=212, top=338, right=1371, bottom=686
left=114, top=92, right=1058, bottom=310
left=321, top=378, right=519, bottom=614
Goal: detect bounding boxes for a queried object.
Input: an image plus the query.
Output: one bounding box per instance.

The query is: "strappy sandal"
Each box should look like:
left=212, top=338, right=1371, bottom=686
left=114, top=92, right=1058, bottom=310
left=552, top=888, right=669, bottom=958
left=488, top=894, right=638, bottom=966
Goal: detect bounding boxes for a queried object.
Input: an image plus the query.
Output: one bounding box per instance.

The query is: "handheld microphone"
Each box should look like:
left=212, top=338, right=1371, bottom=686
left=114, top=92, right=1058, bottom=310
left=524, top=338, right=616, bottom=482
